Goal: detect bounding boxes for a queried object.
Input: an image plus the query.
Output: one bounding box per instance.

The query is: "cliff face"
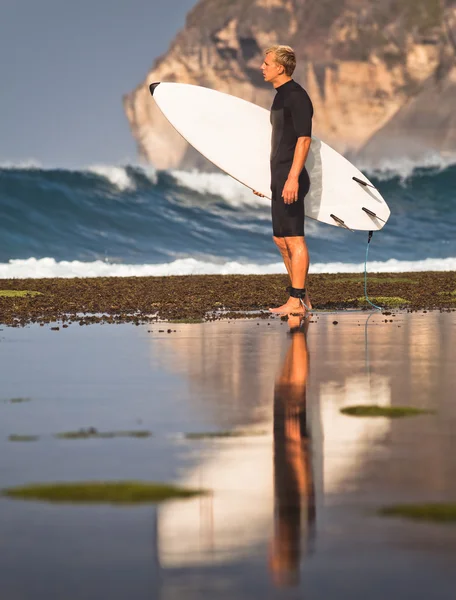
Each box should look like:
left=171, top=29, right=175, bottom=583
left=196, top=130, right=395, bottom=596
left=123, top=0, right=456, bottom=169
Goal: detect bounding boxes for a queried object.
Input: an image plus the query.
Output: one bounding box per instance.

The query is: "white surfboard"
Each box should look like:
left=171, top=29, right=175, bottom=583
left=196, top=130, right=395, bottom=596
left=150, top=82, right=390, bottom=231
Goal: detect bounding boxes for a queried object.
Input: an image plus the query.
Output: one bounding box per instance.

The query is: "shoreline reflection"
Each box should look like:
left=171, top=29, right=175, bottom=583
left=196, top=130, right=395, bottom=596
left=270, top=315, right=316, bottom=587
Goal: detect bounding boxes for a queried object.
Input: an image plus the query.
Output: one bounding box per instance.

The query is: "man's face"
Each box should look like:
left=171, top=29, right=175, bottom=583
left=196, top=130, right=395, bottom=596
left=261, top=53, right=283, bottom=83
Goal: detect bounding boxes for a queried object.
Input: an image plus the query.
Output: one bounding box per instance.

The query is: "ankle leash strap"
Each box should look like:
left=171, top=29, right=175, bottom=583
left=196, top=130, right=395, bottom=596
left=289, top=287, right=306, bottom=299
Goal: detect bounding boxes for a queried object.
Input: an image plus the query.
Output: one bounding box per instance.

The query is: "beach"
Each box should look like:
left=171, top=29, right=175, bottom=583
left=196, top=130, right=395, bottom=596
left=1, top=309, right=456, bottom=599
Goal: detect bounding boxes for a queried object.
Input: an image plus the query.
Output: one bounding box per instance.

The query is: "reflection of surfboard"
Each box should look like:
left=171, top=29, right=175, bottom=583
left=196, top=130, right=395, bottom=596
left=150, top=82, right=390, bottom=231
left=157, top=434, right=274, bottom=568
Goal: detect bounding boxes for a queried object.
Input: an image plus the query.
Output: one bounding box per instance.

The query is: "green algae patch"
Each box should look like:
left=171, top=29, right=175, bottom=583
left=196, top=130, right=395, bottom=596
left=380, top=504, right=456, bottom=523
left=168, top=318, right=204, bottom=324
left=437, top=291, right=456, bottom=301
left=6, top=397, right=31, bottom=404
left=355, top=296, right=409, bottom=307
left=8, top=435, right=39, bottom=442
left=0, top=290, right=42, bottom=298
left=2, top=481, right=205, bottom=504
left=341, top=405, right=435, bottom=418
left=55, top=428, right=152, bottom=440
left=186, top=430, right=267, bottom=440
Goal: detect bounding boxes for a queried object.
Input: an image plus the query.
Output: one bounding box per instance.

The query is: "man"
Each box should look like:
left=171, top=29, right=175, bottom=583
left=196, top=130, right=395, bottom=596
left=255, top=45, right=313, bottom=314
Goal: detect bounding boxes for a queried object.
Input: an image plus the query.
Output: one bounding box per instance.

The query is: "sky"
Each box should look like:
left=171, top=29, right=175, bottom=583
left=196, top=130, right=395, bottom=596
left=0, top=0, right=197, bottom=167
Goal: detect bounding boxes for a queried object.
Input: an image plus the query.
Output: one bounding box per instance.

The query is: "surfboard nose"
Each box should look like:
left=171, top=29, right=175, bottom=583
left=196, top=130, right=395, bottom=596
left=149, top=82, right=161, bottom=96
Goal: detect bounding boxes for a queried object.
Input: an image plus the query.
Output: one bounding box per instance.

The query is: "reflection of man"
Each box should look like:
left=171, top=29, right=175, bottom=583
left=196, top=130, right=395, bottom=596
left=269, top=315, right=315, bottom=587
left=254, top=45, right=313, bottom=315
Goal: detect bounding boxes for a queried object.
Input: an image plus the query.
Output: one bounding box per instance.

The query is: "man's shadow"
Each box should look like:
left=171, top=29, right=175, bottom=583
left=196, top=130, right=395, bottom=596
left=269, top=315, right=316, bottom=587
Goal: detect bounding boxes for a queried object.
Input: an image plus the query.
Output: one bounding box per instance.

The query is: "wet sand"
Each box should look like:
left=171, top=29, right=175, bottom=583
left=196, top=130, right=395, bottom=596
left=0, top=312, right=456, bottom=599
left=0, top=271, right=455, bottom=325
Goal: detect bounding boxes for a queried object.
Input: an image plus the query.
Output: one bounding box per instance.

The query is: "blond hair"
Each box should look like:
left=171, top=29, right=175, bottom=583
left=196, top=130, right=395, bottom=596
left=264, top=45, right=296, bottom=76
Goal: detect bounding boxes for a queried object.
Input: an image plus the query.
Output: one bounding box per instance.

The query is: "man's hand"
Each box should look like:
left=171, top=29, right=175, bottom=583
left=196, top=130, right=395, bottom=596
left=253, top=190, right=265, bottom=197
left=282, top=176, right=299, bottom=204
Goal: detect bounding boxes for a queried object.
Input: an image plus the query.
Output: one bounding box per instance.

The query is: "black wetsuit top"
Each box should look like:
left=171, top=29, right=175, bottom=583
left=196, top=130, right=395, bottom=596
left=269, top=80, right=313, bottom=237
left=270, top=79, right=313, bottom=169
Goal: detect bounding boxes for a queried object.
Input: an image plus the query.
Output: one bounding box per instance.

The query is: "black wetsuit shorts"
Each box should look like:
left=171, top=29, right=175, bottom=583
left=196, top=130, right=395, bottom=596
left=271, top=167, right=310, bottom=237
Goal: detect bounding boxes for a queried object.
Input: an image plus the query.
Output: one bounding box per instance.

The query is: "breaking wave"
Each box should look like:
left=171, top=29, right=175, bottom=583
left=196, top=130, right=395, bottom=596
left=1, top=159, right=455, bottom=277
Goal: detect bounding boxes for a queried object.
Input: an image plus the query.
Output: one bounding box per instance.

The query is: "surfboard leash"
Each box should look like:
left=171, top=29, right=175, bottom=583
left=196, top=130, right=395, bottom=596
left=364, top=231, right=382, bottom=311
left=288, top=286, right=311, bottom=313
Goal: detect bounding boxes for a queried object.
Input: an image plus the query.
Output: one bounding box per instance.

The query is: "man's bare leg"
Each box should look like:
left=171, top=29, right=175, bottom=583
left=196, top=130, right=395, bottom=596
left=289, top=236, right=311, bottom=310
left=270, top=236, right=312, bottom=314
left=273, top=236, right=292, bottom=279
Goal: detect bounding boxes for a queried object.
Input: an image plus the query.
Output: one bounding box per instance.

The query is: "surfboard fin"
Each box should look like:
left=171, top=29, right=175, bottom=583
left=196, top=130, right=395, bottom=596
left=330, top=214, right=354, bottom=232
left=149, top=82, right=161, bottom=96
left=353, top=176, right=376, bottom=189
left=362, top=207, right=386, bottom=223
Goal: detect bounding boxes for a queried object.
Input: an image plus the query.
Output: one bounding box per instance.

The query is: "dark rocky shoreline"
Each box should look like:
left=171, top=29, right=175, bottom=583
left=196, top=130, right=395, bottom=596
left=0, top=272, right=455, bottom=326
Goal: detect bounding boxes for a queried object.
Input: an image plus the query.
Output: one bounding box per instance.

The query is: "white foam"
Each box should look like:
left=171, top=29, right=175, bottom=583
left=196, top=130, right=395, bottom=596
left=169, top=170, right=325, bottom=238
left=87, top=165, right=136, bottom=191
left=0, top=161, right=159, bottom=193
left=170, top=169, right=270, bottom=208
left=137, top=164, right=158, bottom=185
left=359, top=151, right=456, bottom=182
left=310, top=257, right=456, bottom=273
left=86, top=163, right=159, bottom=191
left=2, top=152, right=456, bottom=185
left=1, top=256, right=455, bottom=279
left=0, top=159, right=42, bottom=170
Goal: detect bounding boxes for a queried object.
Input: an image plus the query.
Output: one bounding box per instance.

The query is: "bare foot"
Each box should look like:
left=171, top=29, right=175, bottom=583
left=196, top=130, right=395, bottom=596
left=269, top=298, right=305, bottom=315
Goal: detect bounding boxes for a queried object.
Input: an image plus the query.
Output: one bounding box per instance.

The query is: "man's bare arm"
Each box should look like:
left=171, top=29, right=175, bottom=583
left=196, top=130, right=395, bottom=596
left=282, top=136, right=311, bottom=204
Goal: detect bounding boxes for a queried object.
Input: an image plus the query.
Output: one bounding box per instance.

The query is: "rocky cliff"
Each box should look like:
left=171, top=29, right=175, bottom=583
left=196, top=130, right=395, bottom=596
left=123, top=0, right=456, bottom=169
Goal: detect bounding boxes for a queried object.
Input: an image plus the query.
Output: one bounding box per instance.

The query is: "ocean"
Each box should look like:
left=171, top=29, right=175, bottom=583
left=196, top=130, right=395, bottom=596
left=1, top=160, right=455, bottom=278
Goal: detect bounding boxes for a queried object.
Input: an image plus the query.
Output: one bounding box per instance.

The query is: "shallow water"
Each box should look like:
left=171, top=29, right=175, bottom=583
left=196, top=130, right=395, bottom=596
left=0, top=312, right=455, bottom=599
